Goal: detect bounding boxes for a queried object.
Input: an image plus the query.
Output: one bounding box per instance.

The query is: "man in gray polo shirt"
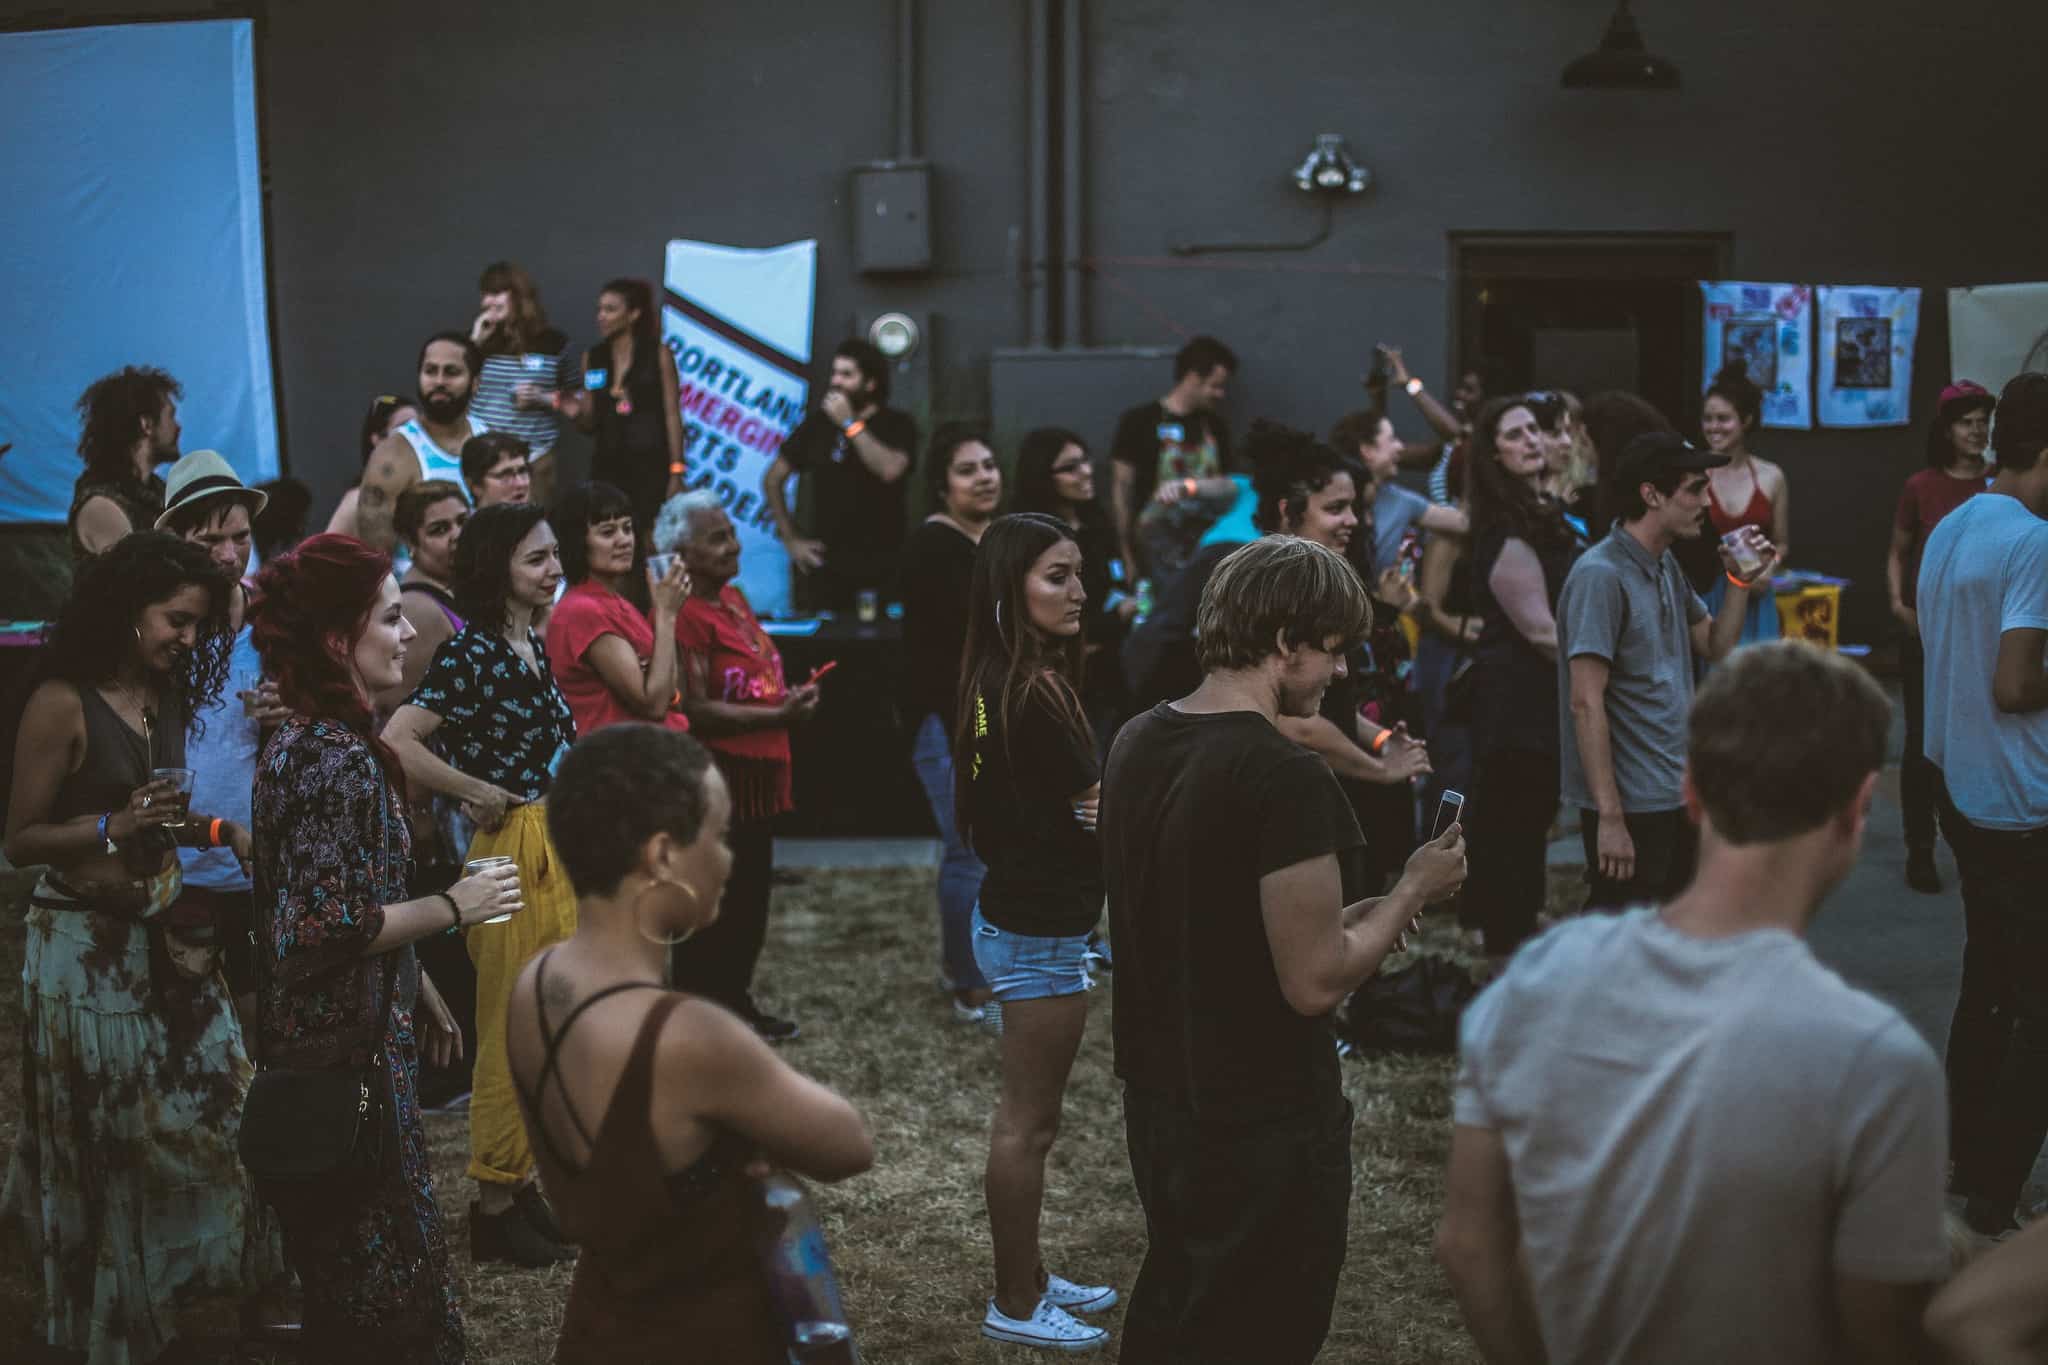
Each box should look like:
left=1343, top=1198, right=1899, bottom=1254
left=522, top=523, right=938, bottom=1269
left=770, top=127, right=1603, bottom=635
left=1558, top=432, right=1778, bottom=909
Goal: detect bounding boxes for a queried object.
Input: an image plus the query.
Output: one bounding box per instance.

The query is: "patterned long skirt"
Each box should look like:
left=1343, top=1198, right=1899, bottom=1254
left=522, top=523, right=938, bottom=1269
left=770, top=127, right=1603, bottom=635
left=269, top=1012, right=466, bottom=1363
left=2, top=896, right=283, bottom=1365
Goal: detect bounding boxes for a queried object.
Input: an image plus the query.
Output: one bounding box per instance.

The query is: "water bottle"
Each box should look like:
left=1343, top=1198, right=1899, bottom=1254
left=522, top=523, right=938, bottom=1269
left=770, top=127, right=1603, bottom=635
left=754, top=1173, right=859, bottom=1363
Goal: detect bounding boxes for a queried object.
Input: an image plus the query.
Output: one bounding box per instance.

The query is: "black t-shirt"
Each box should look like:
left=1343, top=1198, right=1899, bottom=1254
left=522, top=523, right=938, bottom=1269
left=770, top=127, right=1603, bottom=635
left=781, top=406, right=918, bottom=560
left=1103, top=705, right=1366, bottom=1118
left=1109, top=401, right=1233, bottom=511
left=898, top=519, right=977, bottom=724
left=964, top=678, right=1103, bottom=937
left=1470, top=517, right=1583, bottom=757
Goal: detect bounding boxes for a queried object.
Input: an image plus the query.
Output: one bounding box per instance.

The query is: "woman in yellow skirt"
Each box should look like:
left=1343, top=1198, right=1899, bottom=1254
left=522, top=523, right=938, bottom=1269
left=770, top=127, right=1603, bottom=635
left=384, top=501, right=581, bottom=1267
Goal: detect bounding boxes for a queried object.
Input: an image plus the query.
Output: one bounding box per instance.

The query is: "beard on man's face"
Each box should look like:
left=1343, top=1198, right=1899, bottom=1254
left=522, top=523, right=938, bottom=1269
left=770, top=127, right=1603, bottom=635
left=421, top=386, right=471, bottom=422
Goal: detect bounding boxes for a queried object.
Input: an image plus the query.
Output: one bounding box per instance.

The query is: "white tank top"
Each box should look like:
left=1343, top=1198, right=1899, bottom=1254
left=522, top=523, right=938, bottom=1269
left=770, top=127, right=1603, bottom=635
left=395, top=414, right=490, bottom=493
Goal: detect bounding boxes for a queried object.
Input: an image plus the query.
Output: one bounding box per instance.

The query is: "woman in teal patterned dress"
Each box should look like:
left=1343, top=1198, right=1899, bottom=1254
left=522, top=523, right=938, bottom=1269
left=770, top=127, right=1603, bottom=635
left=2, top=532, right=282, bottom=1364
left=249, top=534, right=522, bottom=1362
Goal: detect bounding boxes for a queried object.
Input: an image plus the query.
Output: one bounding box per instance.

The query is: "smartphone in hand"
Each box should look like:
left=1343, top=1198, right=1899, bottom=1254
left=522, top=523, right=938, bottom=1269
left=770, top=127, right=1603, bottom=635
left=1431, top=790, right=1465, bottom=841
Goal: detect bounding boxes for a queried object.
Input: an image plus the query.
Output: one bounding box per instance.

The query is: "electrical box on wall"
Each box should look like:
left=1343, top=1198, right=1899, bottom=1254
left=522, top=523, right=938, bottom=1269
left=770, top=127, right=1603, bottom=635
left=851, top=161, right=931, bottom=274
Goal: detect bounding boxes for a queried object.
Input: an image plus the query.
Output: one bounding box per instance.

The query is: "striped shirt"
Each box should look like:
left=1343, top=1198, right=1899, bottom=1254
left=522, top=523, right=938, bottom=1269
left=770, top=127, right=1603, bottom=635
left=473, top=347, right=569, bottom=457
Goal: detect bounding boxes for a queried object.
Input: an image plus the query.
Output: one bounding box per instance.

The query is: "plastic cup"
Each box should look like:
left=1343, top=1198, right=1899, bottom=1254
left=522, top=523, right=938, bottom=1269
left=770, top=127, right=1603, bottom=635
left=150, top=767, right=195, bottom=827
left=464, top=855, right=519, bottom=924
left=647, top=552, right=678, bottom=581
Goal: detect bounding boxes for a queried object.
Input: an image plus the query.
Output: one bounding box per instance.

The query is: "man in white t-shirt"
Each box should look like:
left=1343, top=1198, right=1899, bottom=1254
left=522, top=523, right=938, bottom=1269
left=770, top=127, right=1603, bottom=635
left=1917, top=370, right=2048, bottom=1237
left=1438, top=641, right=1949, bottom=1365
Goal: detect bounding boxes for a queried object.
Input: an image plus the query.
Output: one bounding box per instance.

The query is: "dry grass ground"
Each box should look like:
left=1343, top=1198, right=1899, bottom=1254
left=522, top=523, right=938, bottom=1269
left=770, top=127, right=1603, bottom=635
left=0, top=861, right=1587, bottom=1364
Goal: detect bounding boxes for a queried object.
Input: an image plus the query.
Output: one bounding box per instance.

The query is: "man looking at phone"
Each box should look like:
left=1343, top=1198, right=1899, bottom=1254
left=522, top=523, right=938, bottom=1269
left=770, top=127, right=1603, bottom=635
left=1439, top=641, right=1948, bottom=1364
left=1102, top=536, right=1467, bottom=1364
left=1556, top=432, right=1775, bottom=910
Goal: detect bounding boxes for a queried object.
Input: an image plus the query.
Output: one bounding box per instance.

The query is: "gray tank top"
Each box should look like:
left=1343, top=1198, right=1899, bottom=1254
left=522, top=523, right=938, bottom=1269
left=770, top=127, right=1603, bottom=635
left=50, top=683, right=188, bottom=824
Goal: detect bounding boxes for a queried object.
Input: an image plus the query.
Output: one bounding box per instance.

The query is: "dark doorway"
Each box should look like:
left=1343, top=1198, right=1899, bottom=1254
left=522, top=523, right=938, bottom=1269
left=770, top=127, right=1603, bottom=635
left=1452, top=233, right=1731, bottom=426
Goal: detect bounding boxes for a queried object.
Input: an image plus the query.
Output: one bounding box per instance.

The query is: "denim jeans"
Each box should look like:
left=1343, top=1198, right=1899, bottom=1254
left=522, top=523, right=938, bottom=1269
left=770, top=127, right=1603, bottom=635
left=1938, top=778, right=2048, bottom=1215
left=910, top=712, right=988, bottom=992
left=970, top=906, right=1093, bottom=1003
left=1120, top=1086, right=1353, bottom=1364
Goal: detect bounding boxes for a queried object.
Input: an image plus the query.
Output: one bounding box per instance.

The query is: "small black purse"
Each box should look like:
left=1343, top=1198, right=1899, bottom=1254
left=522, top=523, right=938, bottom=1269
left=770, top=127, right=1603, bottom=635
left=238, top=778, right=402, bottom=1185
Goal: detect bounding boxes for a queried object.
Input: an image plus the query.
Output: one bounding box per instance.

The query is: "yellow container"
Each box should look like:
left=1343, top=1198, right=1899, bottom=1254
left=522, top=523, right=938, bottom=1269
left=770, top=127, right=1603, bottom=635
left=1775, top=584, right=1841, bottom=649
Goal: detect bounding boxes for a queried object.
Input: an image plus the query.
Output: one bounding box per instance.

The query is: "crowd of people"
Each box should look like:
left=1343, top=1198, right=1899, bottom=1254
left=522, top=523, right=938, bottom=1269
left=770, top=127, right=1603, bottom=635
left=9, top=259, right=2048, bottom=1363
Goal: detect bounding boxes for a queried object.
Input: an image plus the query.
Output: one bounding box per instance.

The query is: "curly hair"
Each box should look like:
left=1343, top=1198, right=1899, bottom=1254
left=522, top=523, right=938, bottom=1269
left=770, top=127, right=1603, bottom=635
left=1246, top=419, right=1349, bottom=534
left=453, top=502, right=551, bottom=627
left=76, top=367, right=181, bottom=485
left=38, top=530, right=231, bottom=732
left=250, top=533, right=404, bottom=783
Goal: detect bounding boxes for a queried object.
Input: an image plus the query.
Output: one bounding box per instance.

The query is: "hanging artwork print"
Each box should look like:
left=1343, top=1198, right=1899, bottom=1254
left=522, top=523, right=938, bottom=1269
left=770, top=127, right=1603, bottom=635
left=1817, top=286, right=1920, bottom=428
left=1699, top=282, right=1812, bottom=429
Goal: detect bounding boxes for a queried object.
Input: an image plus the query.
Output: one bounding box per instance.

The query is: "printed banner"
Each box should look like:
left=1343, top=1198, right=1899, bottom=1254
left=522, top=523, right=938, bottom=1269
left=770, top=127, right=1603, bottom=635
left=1817, top=286, right=1920, bottom=428
left=1699, top=282, right=1813, bottom=429
left=1948, top=282, right=2048, bottom=402
left=662, top=239, right=817, bottom=618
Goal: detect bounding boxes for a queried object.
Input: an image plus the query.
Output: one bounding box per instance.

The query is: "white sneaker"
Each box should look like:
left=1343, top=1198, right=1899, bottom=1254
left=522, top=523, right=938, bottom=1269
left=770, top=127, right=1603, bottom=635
left=982, top=1297, right=1109, bottom=1352
left=1043, top=1272, right=1117, bottom=1314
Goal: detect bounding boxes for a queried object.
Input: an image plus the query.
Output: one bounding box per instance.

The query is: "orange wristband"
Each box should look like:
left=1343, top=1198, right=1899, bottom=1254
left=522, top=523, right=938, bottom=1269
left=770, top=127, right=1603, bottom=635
left=208, top=817, right=224, bottom=847
left=1183, top=478, right=1199, bottom=496
left=669, top=461, right=685, bottom=475
left=842, top=419, right=867, bottom=440
left=1370, top=728, right=1392, bottom=754
left=1727, top=572, right=1751, bottom=590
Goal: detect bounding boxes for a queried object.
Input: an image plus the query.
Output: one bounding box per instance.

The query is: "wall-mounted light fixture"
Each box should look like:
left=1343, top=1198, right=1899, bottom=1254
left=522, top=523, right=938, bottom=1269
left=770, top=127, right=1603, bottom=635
left=1291, top=133, right=1372, bottom=195
left=868, top=311, right=921, bottom=361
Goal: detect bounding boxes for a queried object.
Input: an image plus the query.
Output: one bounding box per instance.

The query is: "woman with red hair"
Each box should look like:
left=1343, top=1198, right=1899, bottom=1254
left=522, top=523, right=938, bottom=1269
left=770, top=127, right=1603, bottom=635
left=250, top=533, right=521, bottom=1361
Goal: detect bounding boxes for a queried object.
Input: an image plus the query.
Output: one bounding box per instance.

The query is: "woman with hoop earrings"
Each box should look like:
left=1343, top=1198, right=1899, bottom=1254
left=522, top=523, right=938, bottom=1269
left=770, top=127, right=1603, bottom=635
left=505, top=724, right=872, bottom=1363
left=957, top=513, right=1119, bottom=1352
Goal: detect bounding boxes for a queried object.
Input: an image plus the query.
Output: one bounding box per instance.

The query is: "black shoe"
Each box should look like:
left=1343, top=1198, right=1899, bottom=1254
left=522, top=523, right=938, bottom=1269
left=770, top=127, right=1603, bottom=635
left=513, top=1183, right=568, bottom=1244
left=1906, top=846, right=1942, bottom=894
left=470, top=1201, right=576, bottom=1267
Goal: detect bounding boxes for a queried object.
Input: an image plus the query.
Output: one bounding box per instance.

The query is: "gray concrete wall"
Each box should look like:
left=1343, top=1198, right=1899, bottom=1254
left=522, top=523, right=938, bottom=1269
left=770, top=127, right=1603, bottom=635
left=5, top=0, right=2037, bottom=641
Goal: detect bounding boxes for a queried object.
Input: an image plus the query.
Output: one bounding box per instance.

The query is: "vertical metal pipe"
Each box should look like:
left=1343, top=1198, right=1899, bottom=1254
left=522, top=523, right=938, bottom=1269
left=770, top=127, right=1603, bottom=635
left=1059, top=0, right=1084, bottom=348
left=896, top=0, right=917, bottom=161
left=1027, top=0, right=1052, bottom=348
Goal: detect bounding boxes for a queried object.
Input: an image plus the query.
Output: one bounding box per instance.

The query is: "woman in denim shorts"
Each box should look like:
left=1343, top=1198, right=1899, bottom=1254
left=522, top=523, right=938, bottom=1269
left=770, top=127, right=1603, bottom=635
left=955, top=514, right=1118, bottom=1352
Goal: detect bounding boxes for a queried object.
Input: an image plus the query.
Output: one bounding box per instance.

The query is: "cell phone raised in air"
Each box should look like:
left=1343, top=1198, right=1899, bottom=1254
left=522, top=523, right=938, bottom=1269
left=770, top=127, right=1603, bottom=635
left=1431, top=791, right=1465, bottom=841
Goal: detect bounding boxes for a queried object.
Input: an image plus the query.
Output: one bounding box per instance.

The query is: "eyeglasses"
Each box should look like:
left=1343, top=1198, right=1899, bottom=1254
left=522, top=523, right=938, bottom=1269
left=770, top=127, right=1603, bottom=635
left=1050, top=461, right=1090, bottom=476
left=484, top=464, right=531, bottom=483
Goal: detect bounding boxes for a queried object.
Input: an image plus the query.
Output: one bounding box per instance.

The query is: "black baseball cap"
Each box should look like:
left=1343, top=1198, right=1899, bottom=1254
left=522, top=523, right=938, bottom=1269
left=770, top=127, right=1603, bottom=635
left=1614, top=431, right=1729, bottom=491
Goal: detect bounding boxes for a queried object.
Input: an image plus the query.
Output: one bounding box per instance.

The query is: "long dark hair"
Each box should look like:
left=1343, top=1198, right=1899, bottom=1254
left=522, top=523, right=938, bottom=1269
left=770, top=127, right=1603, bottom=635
left=477, top=260, right=554, bottom=356
left=251, top=533, right=405, bottom=788
left=453, top=502, right=551, bottom=628
left=36, top=530, right=231, bottom=732
left=1012, top=427, right=1103, bottom=529
left=952, top=513, right=1092, bottom=844
left=600, top=277, right=661, bottom=354
left=76, top=367, right=181, bottom=487
left=1247, top=419, right=1349, bottom=534
left=1469, top=396, right=1573, bottom=551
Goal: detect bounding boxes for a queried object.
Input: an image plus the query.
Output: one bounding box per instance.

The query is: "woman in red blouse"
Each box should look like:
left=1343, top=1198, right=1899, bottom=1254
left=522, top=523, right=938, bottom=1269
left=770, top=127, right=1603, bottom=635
left=546, top=481, right=691, bottom=738
left=654, top=490, right=819, bottom=1042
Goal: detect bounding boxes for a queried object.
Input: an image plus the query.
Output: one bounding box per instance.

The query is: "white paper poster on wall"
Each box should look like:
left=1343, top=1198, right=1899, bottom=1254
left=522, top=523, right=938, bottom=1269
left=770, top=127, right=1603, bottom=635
left=662, top=239, right=817, bottom=618
left=1948, top=282, right=2048, bottom=400
left=1699, top=282, right=1812, bottom=429
left=1817, top=286, right=1920, bottom=429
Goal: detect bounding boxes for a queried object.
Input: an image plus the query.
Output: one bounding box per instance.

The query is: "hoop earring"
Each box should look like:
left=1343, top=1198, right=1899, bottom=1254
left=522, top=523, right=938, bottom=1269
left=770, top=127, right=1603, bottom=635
left=632, top=877, right=702, bottom=949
